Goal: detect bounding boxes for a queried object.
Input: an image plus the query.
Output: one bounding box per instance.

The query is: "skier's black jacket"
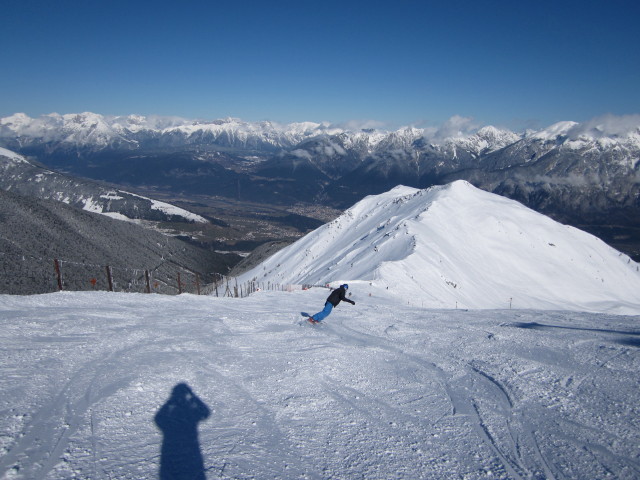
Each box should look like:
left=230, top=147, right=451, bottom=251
left=326, top=286, right=355, bottom=307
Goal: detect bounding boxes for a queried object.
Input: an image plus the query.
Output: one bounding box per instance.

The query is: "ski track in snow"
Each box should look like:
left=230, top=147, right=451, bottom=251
left=0, top=289, right=639, bottom=479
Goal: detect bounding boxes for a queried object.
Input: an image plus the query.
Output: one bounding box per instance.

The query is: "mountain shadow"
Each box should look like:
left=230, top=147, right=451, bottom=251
left=155, top=383, right=210, bottom=480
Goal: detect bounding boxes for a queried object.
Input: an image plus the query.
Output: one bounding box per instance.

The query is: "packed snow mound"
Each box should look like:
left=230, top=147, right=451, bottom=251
left=240, top=181, right=640, bottom=314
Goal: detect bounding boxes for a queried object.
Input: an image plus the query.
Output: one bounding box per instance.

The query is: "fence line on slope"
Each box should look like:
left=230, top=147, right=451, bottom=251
left=0, top=252, right=311, bottom=297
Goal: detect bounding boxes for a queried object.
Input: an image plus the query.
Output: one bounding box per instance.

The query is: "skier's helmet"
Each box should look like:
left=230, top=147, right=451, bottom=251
left=342, top=284, right=349, bottom=290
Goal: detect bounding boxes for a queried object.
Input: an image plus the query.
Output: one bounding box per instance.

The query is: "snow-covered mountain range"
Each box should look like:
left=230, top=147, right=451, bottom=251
left=0, top=112, right=342, bottom=151
left=2, top=112, right=637, bottom=202
left=239, top=181, right=640, bottom=314
left=2, top=111, right=638, bottom=156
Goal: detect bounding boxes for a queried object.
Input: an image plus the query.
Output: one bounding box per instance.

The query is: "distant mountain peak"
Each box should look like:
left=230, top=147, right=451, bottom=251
left=527, top=121, right=579, bottom=141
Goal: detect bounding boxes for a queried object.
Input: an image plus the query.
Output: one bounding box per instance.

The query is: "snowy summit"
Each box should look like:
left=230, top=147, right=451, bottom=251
left=241, top=181, right=640, bottom=314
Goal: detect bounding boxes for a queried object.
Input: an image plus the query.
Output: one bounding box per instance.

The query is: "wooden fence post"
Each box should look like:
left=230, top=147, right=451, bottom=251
left=177, top=273, right=182, bottom=294
left=145, top=270, right=151, bottom=293
left=105, top=265, right=114, bottom=292
left=54, top=259, right=63, bottom=291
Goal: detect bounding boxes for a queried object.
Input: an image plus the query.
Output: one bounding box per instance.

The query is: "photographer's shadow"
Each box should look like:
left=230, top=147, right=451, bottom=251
left=155, top=383, right=210, bottom=480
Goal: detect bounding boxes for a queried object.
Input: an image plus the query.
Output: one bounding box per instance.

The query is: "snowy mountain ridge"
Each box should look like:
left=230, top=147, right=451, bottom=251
left=0, top=147, right=208, bottom=224
left=3, top=112, right=638, bottom=188
left=0, top=112, right=343, bottom=151
left=527, top=117, right=640, bottom=153
left=3, top=112, right=638, bottom=152
left=0, top=111, right=556, bottom=151
left=0, top=146, right=27, bottom=163
left=240, top=181, right=640, bottom=314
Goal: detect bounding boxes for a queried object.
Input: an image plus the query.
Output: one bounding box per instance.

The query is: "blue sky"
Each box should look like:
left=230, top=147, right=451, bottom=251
left=2, top=0, right=639, bottom=130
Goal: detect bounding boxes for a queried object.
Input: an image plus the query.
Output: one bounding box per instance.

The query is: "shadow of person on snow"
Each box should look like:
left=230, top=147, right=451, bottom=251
left=155, top=383, right=210, bottom=480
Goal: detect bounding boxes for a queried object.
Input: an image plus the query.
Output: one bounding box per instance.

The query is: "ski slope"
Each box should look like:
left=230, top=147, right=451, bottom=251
left=1, top=290, right=639, bottom=479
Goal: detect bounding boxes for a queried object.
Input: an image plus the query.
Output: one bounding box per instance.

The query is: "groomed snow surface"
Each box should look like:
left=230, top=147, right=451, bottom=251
left=1, top=289, right=639, bottom=479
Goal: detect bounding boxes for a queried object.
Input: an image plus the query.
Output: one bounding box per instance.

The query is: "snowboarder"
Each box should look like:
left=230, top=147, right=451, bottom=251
left=309, top=284, right=355, bottom=323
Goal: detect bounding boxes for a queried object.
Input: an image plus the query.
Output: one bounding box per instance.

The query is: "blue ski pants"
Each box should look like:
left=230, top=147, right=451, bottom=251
left=311, top=302, right=333, bottom=322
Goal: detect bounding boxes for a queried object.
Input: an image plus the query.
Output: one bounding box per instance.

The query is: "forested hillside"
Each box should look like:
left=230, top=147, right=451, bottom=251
left=0, top=189, right=239, bottom=294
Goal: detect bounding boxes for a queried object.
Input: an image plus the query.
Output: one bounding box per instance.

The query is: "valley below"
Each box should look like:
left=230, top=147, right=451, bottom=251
left=128, top=185, right=342, bottom=253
